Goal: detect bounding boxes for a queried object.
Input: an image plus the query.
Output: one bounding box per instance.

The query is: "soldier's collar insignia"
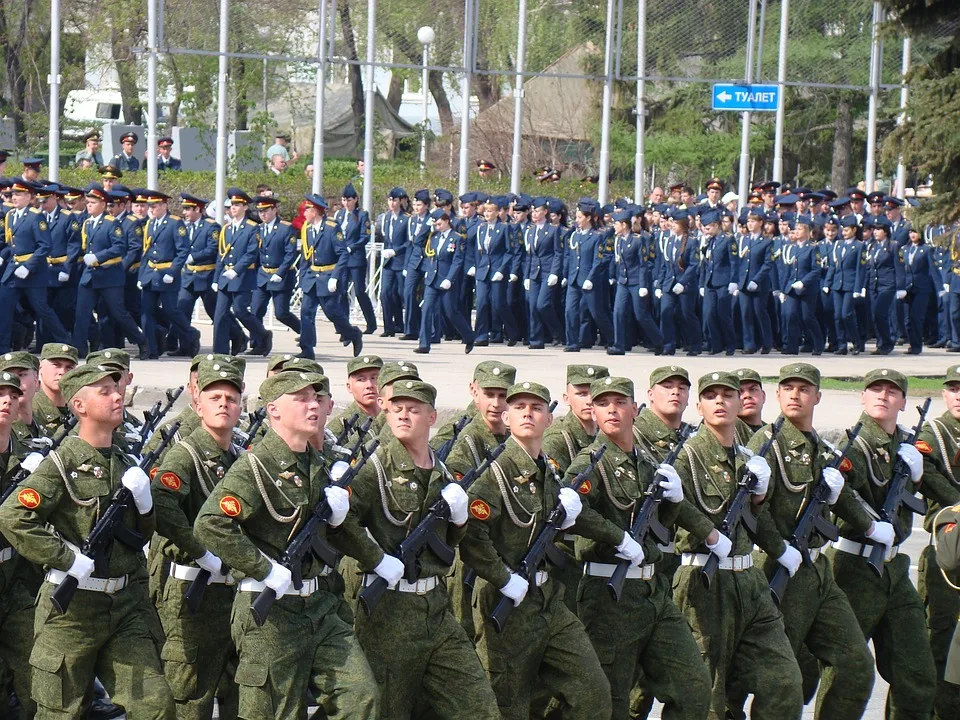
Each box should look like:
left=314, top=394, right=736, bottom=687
left=279, top=471, right=295, bottom=480
left=78, top=463, right=91, bottom=472
left=515, top=475, right=528, bottom=485
left=395, top=476, right=409, bottom=485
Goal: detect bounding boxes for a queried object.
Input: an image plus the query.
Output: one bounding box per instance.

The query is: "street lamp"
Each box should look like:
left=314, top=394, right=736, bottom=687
left=418, top=25, right=435, bottom=173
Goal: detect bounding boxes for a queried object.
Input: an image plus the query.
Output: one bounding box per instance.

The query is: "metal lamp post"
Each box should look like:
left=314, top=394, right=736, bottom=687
left=417, top=26, right=435, bottom=174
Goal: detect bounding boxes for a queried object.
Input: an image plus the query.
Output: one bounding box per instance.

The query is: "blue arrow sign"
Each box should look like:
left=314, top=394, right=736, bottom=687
left=712, top=84, right=780, bottom=112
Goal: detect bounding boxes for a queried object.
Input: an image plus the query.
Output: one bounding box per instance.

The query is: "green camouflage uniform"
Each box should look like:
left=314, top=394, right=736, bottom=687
left=932, top=502, right=960, bottom=686
left=338, top=433, right=499, bottom=719
left=326, top=401, right=380, bottom=448
left=429, top=402, right=477, bottom=452
left=194, top=427, right=378, bottom=719
left=32, top=390, right=68, bottom=437
left=916, top=411, right=960, bottom=718
left=460, top=434, right=612, bottom=720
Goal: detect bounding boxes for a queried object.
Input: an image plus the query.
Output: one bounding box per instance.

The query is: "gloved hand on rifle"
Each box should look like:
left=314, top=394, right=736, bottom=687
left=499, top=573, right=529, bottom=607
left=196, top=550, right=227, bottom=582
left=615, top=532, right=645, bottom=567
left=706, top=531, right=732, bottom=560
left=746, top=455, right=771, bottom=495
left=822, top=467, right=845, bottom=505
left=121, top=467, right=153, bottom=514
left=324, top=486, right=350, bottom=527
left=67, top=552, right=95, bottom=583
left=866, top=520, right=894, bottom=547
left=263, top=561, right=292, bottom=597
left=776, top=545, right=802, bottom=577
left=656, top=463, right=684, bottom=503
left=558, top=487, right=582, bottom=530
left=441, top=483, right=469, bottom=526
left=373, top=554, right=404, bottom=589
left=21, top=452, right=44, bottom=473
left=896, top=443, right=923, bottom=481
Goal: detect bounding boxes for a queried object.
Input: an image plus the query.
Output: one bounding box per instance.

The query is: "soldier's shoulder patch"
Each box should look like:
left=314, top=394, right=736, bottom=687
left=326, top=219, right=338, bottom=227
left=38, top=220, right=47, bottom=231
left=839, top=457, right=853, bottom=472
left=149, top=467, right=159, bottom=480
left=71, top=221, right=80, bottom=231
left=114, top=226, right=123, bottom=236
left=219, top=495, right=242, bottom=517
left=177, top=226, right=187, bottom=236
left=29, top=207, right=41, bottom=214
left=135, top=226, right=143, bottom=236
left=469, top=498, right=491, bottom=520
left=945, top=522, right=957, bottom=534
left=915, top=440, right=933, bottom=455
left=245, top=219, right=257, bottom=227
left=159, top=472, right=182, bottom=491
left=578, top=479, right=592, bottom=494
left=17, top=488, right=41, bottom=509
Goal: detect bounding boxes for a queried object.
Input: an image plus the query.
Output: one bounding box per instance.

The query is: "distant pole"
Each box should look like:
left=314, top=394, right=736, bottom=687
left=772, top=0, right=789, bottom=183
left=418, top=26, right=435, bottom=176
left=362, top=0, right=376, bottom=214
left=754, top=0, right=766, bottom=79
left=597, top=0, right=616, bottom=205
left=895, top=35, right=911, bottom=199
left=633, top=0, right=647, bottom=202
left=311, top=0, right=328, bottom=194
left=510, top=0, right=528, bottom=195
left=737, top=0, right=759, bottom=209
left=215, top=0, right=230, bottom=224
left=457, top=0, right=476, bottom=196
left=864, top=0, right=882, bottom=191
left=146, top=0, right=159, bottom=188
left=48, top=0, right=61, bottom=182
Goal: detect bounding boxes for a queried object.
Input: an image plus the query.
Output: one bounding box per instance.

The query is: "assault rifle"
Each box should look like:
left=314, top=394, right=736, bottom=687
left=231, top=407, right=267, bottom=450
left=435, top=414, right=471, bottom=462
left=137, top=386, right=185, bottom=454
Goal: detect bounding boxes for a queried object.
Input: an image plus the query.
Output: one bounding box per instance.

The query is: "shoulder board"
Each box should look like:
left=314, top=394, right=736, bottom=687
left=245, top=219, right=256, bottom=226
left=280, top=220, right=292, bottom=226
left=205, top=218, right=216, bottom=224
left=62, top=209, right=73, bottom=216
left=326, top=219, right=338, bottom=227
left=29, top=207, right=41, bottom=214
left=169, top=214, right=180, bottom=220
left=105, top=214, right=116, bottom=221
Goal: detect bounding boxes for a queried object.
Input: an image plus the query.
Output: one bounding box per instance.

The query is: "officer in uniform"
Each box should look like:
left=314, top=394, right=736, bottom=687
left=656, top=208, right=701, bottom=356
left=326, top=355, right=383, bottom=447
left=338, top=379, right=500, bottom=719
left=401, top=190, right=432, bottom=340
left=141, top=191, right=201, bottom=360
left=781, top=216, right=824, bottom=355
left=108, top=186, right=146, bottom=351
left=0, top=363, right=176, bottom=719
left=610, top=208, right=663, bottom=355
left=376, top=187, right=409, bottom=337
left=698, top=207, right=739, bottom=356
left=194, top=371, right=379, bottom=719
left=335, top=183, right=377, bottom=334
left=825, top=215, right=866, bottom=355
left=213, top=189, right=272, bottom=357
left=250, top=195, right=301, bottom=337
left=151, top=359, right=245, bottom=720
left=40, top=183, right=81, bottom=348
left=156, top=137, right=182, bottom=172
left=110, top=131, right=140, bottom=171
left=866, top=216, right=905, bottom=355
left=738, top=207, right=775, bottom=354
left=571, top=375, right=711, bottom=718
left=460, top=380, right=612, bottom=719
left=933, top=501, right=960, bottom=693
left=473, top=197, right=520, bottom=346
left=900, top=218, right=940, bottom=354
left=564, top=200, right=615, bottom=353
left=298, top=193, right=363, bottom=359
left=524, top=197, right=564, bottom=349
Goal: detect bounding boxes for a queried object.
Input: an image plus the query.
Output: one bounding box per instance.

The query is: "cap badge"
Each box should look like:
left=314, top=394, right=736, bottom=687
left=712, top=373, right=720, bottom=380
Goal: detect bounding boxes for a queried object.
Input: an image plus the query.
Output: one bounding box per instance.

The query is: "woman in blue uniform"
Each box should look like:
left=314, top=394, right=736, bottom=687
left=656, top=208, right=701, bottom=356
left=897, top=216, right=940, bottom=354
left=866, top=215, right=905, bottom=355
left=609, top=208, right=663, bottom=355
left=562, top=199, right=614, bottom=352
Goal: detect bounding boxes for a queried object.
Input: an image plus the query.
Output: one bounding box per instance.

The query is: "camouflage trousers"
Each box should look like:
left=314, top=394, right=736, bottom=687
left=29, top=579, right=175, bottom=719
left=828, top=548, right=936, bottom=720
left=672, top=563, right=803, bottom=720
left=918, top=544, right=960, bottom=720
left=354, top=581, right=498, bottom=720
left=230, top=584, right=378, bottom=719
left=0, top=568, right=38, bottom=719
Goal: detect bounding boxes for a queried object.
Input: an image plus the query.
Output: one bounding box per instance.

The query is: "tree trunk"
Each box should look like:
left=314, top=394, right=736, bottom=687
left=235, top=55, right=248, bottom=130
left=381, top=25, right=455, bottom=134
left=472, top=33, right=502, bottom=111
left=166, top=57, right=184, bottom=128
left=831, top=99, right=852, bottom=191
left=0, top=3, right=31, bottom=140
left=386, top=73, right=403, bottom=112
left=111, top=24, right=145, bottom=126
left=339, top=1, right=365, bottom=149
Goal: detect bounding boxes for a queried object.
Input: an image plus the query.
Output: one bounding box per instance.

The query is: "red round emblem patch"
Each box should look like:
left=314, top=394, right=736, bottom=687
left=469, top=499, right=491, bottom=520
left=219, top=495, right=242, bottom=517
left=17, top=488, right=41, bottom=509
left=160, top=472, right=182, bottom=491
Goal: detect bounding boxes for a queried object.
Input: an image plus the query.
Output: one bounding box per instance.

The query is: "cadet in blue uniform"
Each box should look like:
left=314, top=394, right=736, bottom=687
left=698, top=207, right=739, bottom=355
left=72, top=184, right=148, bottom=358
left=0, top=178, right=72, bottom=353
left=524, top=196, right=564, bottom=349
left=156, top=136, right=182, bottom=172
left=738, top=207, right=774, bottom=354
left=140, top=190, right=201, bottom=359
left=867, top=215, right=906, bottom=355
left=609, top=208, right=663, bottom=355
left=110, top=131, right=141, bottom=172
left=415, top=207, right=475, bottom=354
left=827, top=215, right=865, bottom=354
left=899, top=217, right=940, bottom=354
left=213, top=189, right=272, bottom=356
left=656, top=207, right=701, bottom=356
left=473, top=196, right=520, bottom=346
left=780, top=215, right=824, bottom=355
left=376, top=187, right=409, bottom=337
left=250, top=195, right=301, bottom=335
left=563, top=199, right=615, bottom=352
left=298, top=193, right=362, bottom=358
left=401, top=190, right=432, bottom=340
left=335, top=183, right=377, bottom=334
left=107, top=186, right=146, bottom=350
left=40, top=183, right=82, bottom=347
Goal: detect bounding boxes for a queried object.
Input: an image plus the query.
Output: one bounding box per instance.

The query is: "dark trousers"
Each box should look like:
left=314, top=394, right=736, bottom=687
left=299, top=291, right=357, bottom=359
left=418, top=285, right=475, bottom=351
left=44, top=285, right=78, bottom=347
left=703, top=287, right=735, bottom=353
left=178, top=286, right=244, bottom=346
left=527, top=278, right=563, bottom=345
left=252, top=287, right=301, bottom=334
left=613, top=284, right=662, bottom=352
left=475, top=279, right=518, bottom=342
left=660, top=291, right=701, bottom=352
left=740, top=290, right=772, bottom=352
left=783, top=292, right=824, bottom=353
left=213, top=290, right=266, bottom=354
left=0, top=285, right=70, bottom=353
left=142, top=288, right=195, bottom=356
left=380, top=266, right=404, bottom=335
left=832, top=290, right=860, bottom=348
left=73, top=285, right=145, bottom=356
left=905, top=289, right=931, bottom=352
left=342, top=265, right=376, bottom=330
left=403, top=268, right=423, bottom=336
left=872, top=288, right=896, bottom=352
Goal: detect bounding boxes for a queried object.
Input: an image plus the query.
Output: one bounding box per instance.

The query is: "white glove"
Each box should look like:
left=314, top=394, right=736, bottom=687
left=211, top=283, right=218, bottom=292
left=822, top=467, right=845, bottom=505
left=777, top=546, right=802, bottom=577
left=672, top=283, right=684, bottom=294
left=373, top=554, right=404, bottom=589
left=83, top=253, right=97, bottom=267
left=897, top=443, right=923, bottom=481
left=491, top=271, right=504, bottom=282
left=747, top=280, right=758, bottom=292
left=509, top=274, right=518, bottom=283
left=746, top=455, right=771, bottom=495
left=615, top=531, right=645, bottom=567
left=561, top=278, right=567, bottom=287
left=137, top=281, right=143, bottom=290
left=654, top=288, right=662, bottom=298
left=853, top=291, right=861, bottom=299
left=323, top=485, right=350, bottom=527
left=791, top=281, right=804, bottom=291
left=263, top=561, right=293, bottom=596
left=67, top=552, right=95, bottom=583
left=121, top=466, right=153, bottom=514
left=895, top=289, right=907, bottom=300
left=823, top=287, right=830, bottom=295
left=269, top=274, right=283, bottom=284
left=940, top=289, right=949, bottom=298
left=656, top=463, right=684, bottom=503
left=439, top=279, right=452, bottom=291
left=944, top=283, right=951, bottom=294
left=162, top=273, right=174, bottom=284
left=186, top=254, right=194, bottom=264
left=21, top=452, right=44, bottom=473
left=706, top=531, right=732, bottom=560
left=779, top=293, right=786, bottom=304
left=441, top=483, right=469, bottom=526
left=467, top=266, right=476, bottom=277
left=727, top=282, right=738, bottom=296
left=523, top=279, right=531, bottom=291
left=499, top=573, right=529, bottom=606
left=402, top=269, right=408, bottom=277
left=639, top=287, right=648, bottom=298
left=382, top=249, right=396, bottom=260
left=699, top=287, right=705, bottom=297
left=582, top=279, right=593, bottom=291
left=866, top=520, right=895, bottom=547
left=558, top=487, right=582, bottom=530
left=327, top=277, right=338, bottom=293
left=195, top=550, right=223, bottom=576
left=57, top=271, right=70, bottom=283
left=221, top=268, right=238, bottom=281
left=547, top=274, right=558, bottom=287
left=14, top=265, right=29, bottom=279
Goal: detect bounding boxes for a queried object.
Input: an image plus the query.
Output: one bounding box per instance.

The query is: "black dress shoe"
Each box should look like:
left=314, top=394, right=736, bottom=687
left=835, top=348, right=848, bottom=355
left=399, top=334, right=418, bottom=341
left=742, top=349, right=756, bottom=355
left=364, top=325, right=377, bottom=335
left=606, top=348, right=625, bottom=355
left=414, top=347, right=430, bottom=354
left=231, top=335, right=249, bottom=355
left=465, top=340, right=474, bottom=354
left=528, top=343, right=545, bottom=350
left=725, top=349, right=735, bottom=356
left=507, top=339, right=517, bottom=347
left=852, top=347, right=860, bottom=355
left=563, top=346, right=580, bottom=352
left=380, top=332, right=396, bottom=338
left=907, top=348, right=922, bottom=354
left=812, top=350, right=822, bottom=356
left=662, top=348, right=676, bottom=356
left=949, top=345, right=960, bottom=353
left=474, top=340, right=489, bottom=347
left=138, top=343, right=151, bottom=361
left=351, top=333, right=363, bottom=357
left=551, top=340, right=562, bottom=347
left=261, top=331, right=273, bottom=356
left=654, top=346, right=664, bottom=356
left=761, top=347, right=771, bottom=355
left=686, top=349, right=701, bottom=357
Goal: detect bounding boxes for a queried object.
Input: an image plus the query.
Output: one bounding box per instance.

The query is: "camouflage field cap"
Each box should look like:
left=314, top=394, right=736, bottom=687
left=60, top=364, right=121, bottom=402
left=863, top=368, right=907, bottom=394
left=278, top=357, right=325, bottom=375
left=735, top=368, right=763, bottom=385
left=591, top=376, right=635, bottom=399
left=378, top=361, right=420, bottom=391
left=347, top=355, right=383, bottom=376
left=86, top=348, right=131, bottom=371
left=474, top=361, right=517, bottom=390
left=649, top=365, right=690, bottom=387
left=697, top=371, right=741, bottom=396
left=40, top=343, right=79, bottom=364
left=390, top=379, right=437, bottom=406
left=0, top=371, right=22, bottom=395
left=197, top=360, right=244, bottom=393
left=260, top=372, right=329, bottom=403
left=567, top=364, right=609, bottom=387
left=778, top=363, right=821, bottom=387
left=0, top=351, right=39, bottom=373
left=506, top=381, right=551, bottom=404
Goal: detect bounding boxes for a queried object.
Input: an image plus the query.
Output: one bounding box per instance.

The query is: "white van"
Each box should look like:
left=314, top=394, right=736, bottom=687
left=64, top=89, right=171, bottom=130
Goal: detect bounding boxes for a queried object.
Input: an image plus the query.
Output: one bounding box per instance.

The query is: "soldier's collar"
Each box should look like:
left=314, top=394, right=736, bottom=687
left=258, top=427, right=316, bottom=471
left=506, top=436, right=543, bottom=479
left=695, top=425, right=735, bottom=464
left=387, top=435, right=438, bottom=474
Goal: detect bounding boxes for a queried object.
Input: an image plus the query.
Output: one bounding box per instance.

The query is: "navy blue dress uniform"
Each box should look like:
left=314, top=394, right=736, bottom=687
left=738, top=210, right=775, bottom=354
left=335, top=182, right=377, bottom=333
left=780, top=216, right=825, bottom=355
left=402, top=192, right=432, bottom=338
left=824, top=220, right=866, bottom=354
left=113, top=189, right=146, bottom=349
left=523, top=197, right=564, bottom=349
left=375, top=187, right=409, bottom=337
left=72, top=184, right=148, bottom=358
left=656, top=209, right=702, bottom=355
left=298, top=193, right=362, bottom=358
left=698, top=208, right=739, bottom=355
left=563, top=200, right=615, bottom=351
left=41, top=186, right=82, bottom=347
left=416, top=208, right=475, bottom=353
left=866, top=218, right=906, bottom=355
left=110, top=132, right=141, bottom=172
left=473, top=198, right=521, bottom=345
left=250, top=196, right=301, bottom=335
left=140, top=191, right=200, bottom=358
left=901, top=233, right=941, bottom=354
left=0, top=178, right=72, bottom=353
left=156, top=137, right=182, bottom=172
left=609, top=208, right=663, bottom=355
left=212, top=189, right=272, bottom=356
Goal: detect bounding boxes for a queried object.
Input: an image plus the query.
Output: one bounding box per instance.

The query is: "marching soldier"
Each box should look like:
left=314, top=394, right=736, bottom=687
left=1, top=350, right=45, bottom=441
left=335, top=183, right=377, bottom=334
left=524, top=196, right=564, bottom=349
left=656, top=208, right=701, bottom=356
left=401, top=190, right=432, bottom=341
left=698, top=208, right=739, bottom=356
left=735, top=367, right=766, bottom=437
left=866, top=217, right=905, bottom=355
left=734, top=208, right=774, bottom=356
left=473, top=197, right=520, bottom=346
left=900, top=218, right=940, bottom=355
left=564, top=200, right=615, bottom=353
left=326, top=355, right=383, bottom=447
left=376, top=188, right=409, bottom=337
left=825, top=215, right=866, bottom=355
left=250, top=195, right=301, bottom=337
left=610, top=208, right=663, bottom=355
left=781, top=216, right=824, bottom=356
left=33, top=343, right=78, bottom=435
left=41, top=183, right=82, bottom=348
